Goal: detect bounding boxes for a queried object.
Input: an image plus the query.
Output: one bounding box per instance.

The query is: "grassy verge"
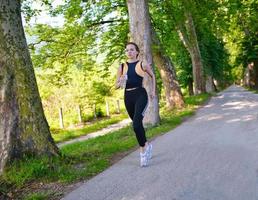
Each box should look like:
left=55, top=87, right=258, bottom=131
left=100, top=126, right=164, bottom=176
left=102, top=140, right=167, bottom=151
left=245, top=87, right=258, bottom=94
left=0, top=93, right=211, bottom=200
left=52, top=114, right=128, bottom=143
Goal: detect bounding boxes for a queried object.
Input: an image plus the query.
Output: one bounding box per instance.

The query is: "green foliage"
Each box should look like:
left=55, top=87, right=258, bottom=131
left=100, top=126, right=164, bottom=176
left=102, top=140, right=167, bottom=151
left=240, top=32, right=258, bottom=65
left=35, top=65, right=112, bottom=128
left=197, top=28, right=233, bottom=86
left=218, top=0, right=258, bottom=82
left=149, top=0, right=234, bottom=93
left=22, top=0, right=256, bottom=128
left=150, top=0, right=193, bottom=90
left=95, top=107, right=104, bottom=117
left=25, top=0, right=129, bottom=128
left=21, top=0, right=53, bottom=22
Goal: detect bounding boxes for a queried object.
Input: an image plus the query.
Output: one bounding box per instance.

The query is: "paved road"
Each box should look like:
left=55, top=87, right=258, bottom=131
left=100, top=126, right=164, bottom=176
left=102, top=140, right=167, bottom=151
left=62, top=85, right=258, bottom=200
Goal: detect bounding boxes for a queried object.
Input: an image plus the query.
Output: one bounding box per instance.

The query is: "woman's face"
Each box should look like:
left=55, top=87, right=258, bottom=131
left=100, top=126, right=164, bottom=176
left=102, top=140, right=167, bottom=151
left=125, top=44, right=138, bottom=59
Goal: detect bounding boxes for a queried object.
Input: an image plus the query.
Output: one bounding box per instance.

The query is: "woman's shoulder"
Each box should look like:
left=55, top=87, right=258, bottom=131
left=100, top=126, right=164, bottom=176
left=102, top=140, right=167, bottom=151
left=137, top=60, right=147, bottom=71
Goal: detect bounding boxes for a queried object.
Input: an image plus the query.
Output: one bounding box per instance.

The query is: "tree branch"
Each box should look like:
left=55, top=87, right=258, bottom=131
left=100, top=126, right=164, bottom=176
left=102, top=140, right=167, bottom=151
left=88, top=19, right=124, bottom=28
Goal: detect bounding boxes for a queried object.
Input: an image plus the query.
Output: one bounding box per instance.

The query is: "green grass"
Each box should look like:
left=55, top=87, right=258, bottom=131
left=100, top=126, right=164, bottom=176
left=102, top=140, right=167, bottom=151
left=0, top=93, right=211, bottom=200
left=184, top=93, right=211, bottom=105
left=24, top=192, right=51, bottom=200
left=52, top=114, right=128, bottom=143
left=245, top=87, right=258, bottom=94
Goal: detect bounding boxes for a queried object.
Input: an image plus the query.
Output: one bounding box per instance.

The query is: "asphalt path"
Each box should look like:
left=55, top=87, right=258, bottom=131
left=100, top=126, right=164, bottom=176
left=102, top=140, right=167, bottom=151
left=58, top=119, right=131, bottom=147
left=62, top=85, right=258, bottom=200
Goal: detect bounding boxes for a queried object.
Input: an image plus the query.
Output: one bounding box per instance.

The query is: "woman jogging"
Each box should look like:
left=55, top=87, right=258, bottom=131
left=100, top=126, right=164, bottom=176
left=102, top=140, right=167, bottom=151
left=115, top=42, right=156, bottom=167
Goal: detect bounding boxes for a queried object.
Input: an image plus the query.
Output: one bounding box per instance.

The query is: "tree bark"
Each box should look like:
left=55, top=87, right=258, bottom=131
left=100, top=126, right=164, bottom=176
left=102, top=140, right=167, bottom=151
left=153, top=52, right=184, bottom=109
left=254, top=60, right=258, bottom=90
left=126, top=0, right=160, bottom=125
left=151, top=29, right=184, bottom=109
left=177, top=12, right=206, bottom=94
left=205, top=75, right=215, bottom=92
left=247, top=60, right=258, bottom=90
left=0, top=0, right=59, bottom=174
left=188, top=78, right=194, bottom=95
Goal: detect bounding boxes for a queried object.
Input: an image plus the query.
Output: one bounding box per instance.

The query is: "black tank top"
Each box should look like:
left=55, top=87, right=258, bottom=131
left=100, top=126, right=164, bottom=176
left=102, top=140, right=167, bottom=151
left=125, top=61, right=143, bottom=89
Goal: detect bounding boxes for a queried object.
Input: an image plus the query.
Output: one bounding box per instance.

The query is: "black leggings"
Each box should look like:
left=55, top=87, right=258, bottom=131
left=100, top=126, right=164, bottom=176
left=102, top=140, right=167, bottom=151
left=124, top=87, right=148, bottom=147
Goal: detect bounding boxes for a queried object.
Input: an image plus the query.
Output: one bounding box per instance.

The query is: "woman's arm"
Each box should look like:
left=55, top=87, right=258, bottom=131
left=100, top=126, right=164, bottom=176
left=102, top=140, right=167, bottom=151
left=144, top=63, right=156, bottom=99
left=115, top=64, right=123, bottom=89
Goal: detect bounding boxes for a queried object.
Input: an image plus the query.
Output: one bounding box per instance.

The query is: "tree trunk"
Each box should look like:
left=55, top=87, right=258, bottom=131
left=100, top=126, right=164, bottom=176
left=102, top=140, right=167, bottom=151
left=244, top=66, right=250, bottom=87
left=177, top=12, right=206, bottom=94
left=205, top=76, right=215, bottom=93
left=153, top=52, right=184, bottom=109
left=189, top=46, right=206, bottom=94
left=0, top=0, right=59, bottom=174
left=188, top=78, right=194, bottom=95
left=151, top=29, right=184, bottom=109
left=127, top=0, right=160, bottom=125
left=254, top=60, right=258, bottom=90
left=247, top=61, right=258, bottom=90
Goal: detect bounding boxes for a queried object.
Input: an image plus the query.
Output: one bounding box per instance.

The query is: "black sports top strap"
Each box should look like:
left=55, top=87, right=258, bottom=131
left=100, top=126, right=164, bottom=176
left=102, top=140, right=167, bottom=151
left=121, top=63, right=124, bottom=74
left=140, top=61, right=145, bottom=71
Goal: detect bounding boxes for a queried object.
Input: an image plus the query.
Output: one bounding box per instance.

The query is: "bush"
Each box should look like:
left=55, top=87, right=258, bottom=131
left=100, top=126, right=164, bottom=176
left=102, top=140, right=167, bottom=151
left=96, top=108, right=104, bottom=118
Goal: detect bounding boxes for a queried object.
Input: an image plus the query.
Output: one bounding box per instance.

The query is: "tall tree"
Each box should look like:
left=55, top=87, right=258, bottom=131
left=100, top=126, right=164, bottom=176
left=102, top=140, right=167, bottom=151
left=212, top=0, right=257, bottom=88
left=126, top=0, right=160, bottom=125
left=176, top=3, right=206, bottom=94
left=151, top=30, right=184, bottom=109
left=149, top=1, right=194, bottom=95
left=0, top=0, right=59, bottom=174
left=233, top=0, right=258, bottom=89
left=159, top=0, right=206, bottom=94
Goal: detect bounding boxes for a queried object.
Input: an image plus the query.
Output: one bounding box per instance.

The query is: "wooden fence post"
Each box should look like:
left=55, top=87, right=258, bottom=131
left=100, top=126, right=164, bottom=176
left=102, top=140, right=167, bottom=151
left=106, top=100, right=110, bottom=117
left=77, top=105, right=82, bottom=123
left=93, top=104, right=97, bottom=118
left=116, top=99, right=120, bottom=114
left=59, top=107, right=64, bottom=129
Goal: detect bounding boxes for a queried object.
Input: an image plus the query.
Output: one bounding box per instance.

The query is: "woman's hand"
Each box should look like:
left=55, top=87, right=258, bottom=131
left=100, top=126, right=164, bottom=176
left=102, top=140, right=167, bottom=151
left=115, top=64, right=125, bottom=89
left=116, top=75, right=127, bottom=89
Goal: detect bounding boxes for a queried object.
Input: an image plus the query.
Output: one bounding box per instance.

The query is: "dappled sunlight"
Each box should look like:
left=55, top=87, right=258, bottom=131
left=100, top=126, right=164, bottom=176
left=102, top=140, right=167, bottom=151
left=226, top=114, right=256, bottom=123
left=226, top=118, right=241, bottom=123
left=222, top=101, right=258, bottom=110
left=207, top=115, right=222, bottom=121
left=194, top=95, right=258, bottom=124
left=206, top=115, right=223, bottom=121
left=242, top=114, right=256, bottom=121
left=203, top=103, right=215, bottom=108
left=215, top=94, right=225, bottom=99
left=195, top=114, right=223, bottom=122
left=196, top=112, right=257, bottom=123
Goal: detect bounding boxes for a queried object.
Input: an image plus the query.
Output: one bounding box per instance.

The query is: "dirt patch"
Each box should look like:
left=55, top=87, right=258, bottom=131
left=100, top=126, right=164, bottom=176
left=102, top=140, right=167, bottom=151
left=1, top=181, right=79, bottom=200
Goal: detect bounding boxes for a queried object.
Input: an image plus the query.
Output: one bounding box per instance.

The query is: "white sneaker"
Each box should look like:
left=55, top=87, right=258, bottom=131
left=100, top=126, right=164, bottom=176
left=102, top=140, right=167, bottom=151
left=146, top=143, right=153, bottom=160
left=140, top=151, right=148, bottom=167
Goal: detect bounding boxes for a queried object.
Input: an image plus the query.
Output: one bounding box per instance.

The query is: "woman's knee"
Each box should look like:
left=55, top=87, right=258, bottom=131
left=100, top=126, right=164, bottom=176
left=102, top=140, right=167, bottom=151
left=133, top=120, right=142, bottom=131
